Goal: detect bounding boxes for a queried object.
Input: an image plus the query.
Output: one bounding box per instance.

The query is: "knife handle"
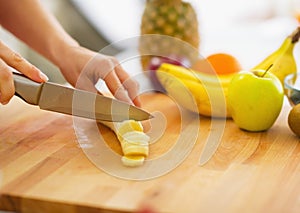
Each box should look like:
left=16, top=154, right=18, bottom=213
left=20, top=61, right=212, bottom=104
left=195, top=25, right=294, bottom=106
left=13, top=72, right=43, bottom=105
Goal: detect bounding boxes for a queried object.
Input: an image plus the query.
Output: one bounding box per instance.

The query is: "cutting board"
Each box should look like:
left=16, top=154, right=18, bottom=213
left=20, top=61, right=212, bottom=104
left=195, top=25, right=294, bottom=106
left=0, top=93, right=300, bottom=213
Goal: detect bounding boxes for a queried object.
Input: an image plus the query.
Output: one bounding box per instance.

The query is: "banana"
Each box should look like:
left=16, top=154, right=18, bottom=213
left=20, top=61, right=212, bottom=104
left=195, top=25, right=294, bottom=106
left=100, top=120, right=150, bottom=167
left=157, top=62, right=233, bottom=86
left=121, top=156, right=145, bottom=167
left=121, top=131, right=149, bottom=156
left=156, top=63, right=235, bottom=118
left=252, top=27, right=300, bottom=85
left=114, top=121, right=143, bottom=141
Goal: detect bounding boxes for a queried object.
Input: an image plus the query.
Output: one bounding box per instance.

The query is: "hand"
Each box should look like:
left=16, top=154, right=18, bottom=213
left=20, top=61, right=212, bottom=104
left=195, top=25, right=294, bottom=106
left=0, top=40, right=48, bottom=105
left=57, top=46, right=141, bottom=107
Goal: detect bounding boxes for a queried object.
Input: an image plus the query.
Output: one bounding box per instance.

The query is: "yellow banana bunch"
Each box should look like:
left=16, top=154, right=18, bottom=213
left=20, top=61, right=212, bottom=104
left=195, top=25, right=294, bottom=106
left=252, top=27, right=300, bottom=85
left=100, top=120, right=150, bottom=167
left=156, top=63, right=236, bottom=118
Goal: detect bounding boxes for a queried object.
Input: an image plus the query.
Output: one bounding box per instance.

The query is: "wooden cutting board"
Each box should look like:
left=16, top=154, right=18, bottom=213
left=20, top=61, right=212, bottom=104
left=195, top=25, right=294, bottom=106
left=0, top=93, right=300, bottom=213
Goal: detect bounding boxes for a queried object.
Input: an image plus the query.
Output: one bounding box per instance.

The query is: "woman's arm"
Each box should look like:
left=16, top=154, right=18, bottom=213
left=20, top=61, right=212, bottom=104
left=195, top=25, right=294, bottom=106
left=0, top=0, right=78, bottom=65
left=0, top=0, right=141, bottom=106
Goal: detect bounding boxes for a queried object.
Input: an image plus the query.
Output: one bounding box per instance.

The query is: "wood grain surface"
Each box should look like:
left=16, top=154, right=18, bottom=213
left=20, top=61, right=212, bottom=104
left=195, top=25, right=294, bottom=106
left=0, top=93, right=300, bottom=213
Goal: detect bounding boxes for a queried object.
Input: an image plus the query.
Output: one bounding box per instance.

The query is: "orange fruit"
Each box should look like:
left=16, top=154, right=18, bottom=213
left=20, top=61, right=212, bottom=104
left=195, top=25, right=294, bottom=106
left=296, top=13, right=300, bottom=23
left=192, top=53, right=242, bottom=75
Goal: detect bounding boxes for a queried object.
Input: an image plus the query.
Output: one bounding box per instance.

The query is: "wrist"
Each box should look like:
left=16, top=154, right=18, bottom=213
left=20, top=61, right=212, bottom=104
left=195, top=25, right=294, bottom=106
left=48, top=37, right=79, bottom=67
left=51, top=43, right=97, bottom=87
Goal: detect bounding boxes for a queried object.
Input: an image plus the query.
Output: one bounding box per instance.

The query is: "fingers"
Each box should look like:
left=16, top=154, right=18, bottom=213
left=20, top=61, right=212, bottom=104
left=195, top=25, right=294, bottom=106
left=0, top=40, right=48, bottom=105
left=103, top=57, right=141, bottom=107
left=114, top=63, right=141, bottom=107
left=60, top=48, right=140, bottom=107
left=75, top=74, right=98, bottom=93
left=103, top=69, right=134, bottom=105
left=0, top=58, right=14, bottom=104
left=0, top=41, right=48, bottom=82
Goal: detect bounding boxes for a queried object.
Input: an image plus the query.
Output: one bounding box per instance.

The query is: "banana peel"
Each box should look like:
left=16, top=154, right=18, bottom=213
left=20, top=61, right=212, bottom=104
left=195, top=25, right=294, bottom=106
left=156, top=63, right=235, bottom=118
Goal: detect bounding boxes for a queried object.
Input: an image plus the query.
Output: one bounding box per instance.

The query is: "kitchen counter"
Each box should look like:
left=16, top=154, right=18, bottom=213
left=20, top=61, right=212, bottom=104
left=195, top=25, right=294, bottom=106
left=0, top=89, right=300, bottom=212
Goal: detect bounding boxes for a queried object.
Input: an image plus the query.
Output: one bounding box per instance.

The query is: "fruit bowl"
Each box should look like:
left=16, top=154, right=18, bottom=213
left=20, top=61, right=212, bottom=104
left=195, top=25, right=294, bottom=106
left=284, top=72, right=300, bottom=106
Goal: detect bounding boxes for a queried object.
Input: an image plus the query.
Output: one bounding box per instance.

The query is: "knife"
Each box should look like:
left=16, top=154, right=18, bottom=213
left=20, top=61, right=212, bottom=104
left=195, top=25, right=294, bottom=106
left=13, top=72, right=152, bottom=122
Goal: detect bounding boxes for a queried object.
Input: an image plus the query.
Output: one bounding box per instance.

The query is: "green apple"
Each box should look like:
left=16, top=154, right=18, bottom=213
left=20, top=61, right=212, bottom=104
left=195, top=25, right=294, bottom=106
left=228, top=70, right=284, bottom=132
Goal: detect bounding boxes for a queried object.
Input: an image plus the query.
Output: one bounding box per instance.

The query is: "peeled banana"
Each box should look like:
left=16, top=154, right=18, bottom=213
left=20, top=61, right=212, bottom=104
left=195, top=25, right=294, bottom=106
left=156, top=63, right=236, bottom=118
left=252, top=27, right=300, bottom=85
left=100, top=120, right=150, bottom=167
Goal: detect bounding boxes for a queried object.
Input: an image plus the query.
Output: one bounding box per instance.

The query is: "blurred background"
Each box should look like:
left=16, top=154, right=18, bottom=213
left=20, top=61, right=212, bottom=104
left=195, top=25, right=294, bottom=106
left=0, top=0, right=299, bottom=83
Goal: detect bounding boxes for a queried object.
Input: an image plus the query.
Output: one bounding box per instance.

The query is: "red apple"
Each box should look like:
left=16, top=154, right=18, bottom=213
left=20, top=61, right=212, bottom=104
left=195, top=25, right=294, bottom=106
left=147, top=55, right=190, bottom=92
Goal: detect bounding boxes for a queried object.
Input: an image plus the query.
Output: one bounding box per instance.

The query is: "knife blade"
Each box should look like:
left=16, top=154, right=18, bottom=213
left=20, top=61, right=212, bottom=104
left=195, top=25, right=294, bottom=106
left=13, top=72, right=152, bottom=122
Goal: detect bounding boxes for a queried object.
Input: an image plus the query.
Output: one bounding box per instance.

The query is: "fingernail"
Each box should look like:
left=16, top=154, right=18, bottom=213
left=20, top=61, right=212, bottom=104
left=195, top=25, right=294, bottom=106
left=39, top=72, right=49, bottom=82
left=134, top=96, right=142, bottom=107
left=1, top=100, right=9, bottom=105
left=0, top=95, right=9, bottom=105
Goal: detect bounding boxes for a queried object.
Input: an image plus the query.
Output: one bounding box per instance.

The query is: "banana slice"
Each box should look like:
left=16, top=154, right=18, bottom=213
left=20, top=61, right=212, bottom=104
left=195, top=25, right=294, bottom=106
left=121, top=131, right=149, bottom=157
left=122, top=144, right=149, bottom=157
left=122, top=131, right=150, bottom=144
left=116, top=120, right=144, bottom=141
left=121, top=155, right=145, bottom=167
left=118, top=120, right=144, bottom=134
left=100, top=120, right=150, bottom=167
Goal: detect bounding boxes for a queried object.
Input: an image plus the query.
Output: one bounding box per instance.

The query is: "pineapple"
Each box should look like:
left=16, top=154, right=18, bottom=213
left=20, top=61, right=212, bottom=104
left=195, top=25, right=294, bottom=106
left=139, top=0, right=200, bottom=71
